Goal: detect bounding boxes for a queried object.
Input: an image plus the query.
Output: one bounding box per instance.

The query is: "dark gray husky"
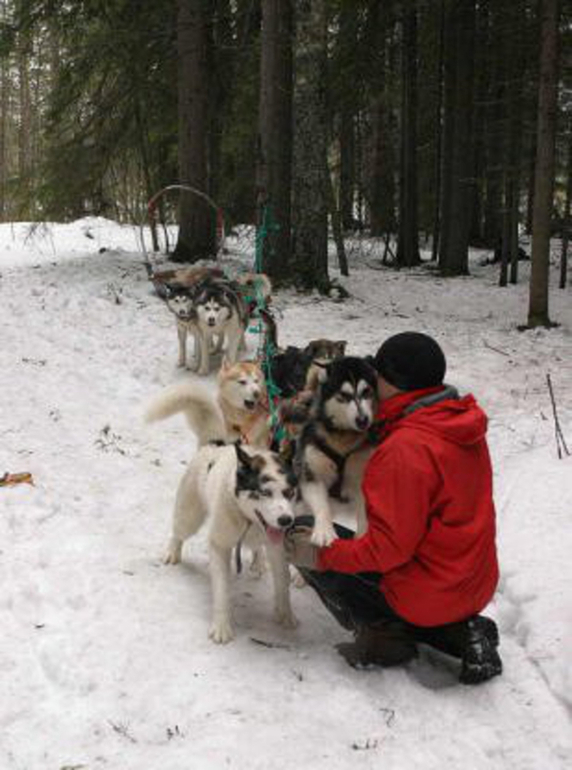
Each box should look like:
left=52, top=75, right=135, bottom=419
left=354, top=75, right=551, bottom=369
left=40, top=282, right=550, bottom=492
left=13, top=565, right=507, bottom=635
left=293, top=357, right=378, bottom=546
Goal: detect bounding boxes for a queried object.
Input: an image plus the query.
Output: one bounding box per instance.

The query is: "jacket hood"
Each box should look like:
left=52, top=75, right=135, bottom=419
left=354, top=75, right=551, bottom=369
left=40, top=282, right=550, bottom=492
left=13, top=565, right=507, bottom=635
left=378, top=388, right=488, bottom=447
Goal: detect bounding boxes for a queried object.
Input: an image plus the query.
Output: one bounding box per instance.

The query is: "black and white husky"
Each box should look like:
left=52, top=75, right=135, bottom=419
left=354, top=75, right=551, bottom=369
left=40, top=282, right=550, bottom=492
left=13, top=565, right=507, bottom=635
left=293, top=356, right=378, bottom=547
left=166, top=280, right=246, bottom=375
left=165, top=287, right=201, bottom=369
left=146, top=386, right=298, bottom=643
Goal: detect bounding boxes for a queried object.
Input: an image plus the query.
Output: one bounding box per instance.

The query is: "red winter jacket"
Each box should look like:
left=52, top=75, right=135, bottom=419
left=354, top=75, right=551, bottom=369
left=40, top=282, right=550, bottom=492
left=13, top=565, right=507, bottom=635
left=317, top=387, right=499, bottom=627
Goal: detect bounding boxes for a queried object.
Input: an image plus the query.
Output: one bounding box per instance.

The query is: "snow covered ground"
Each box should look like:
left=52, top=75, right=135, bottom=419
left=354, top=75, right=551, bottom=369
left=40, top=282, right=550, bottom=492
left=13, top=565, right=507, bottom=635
left=1, top=218, right=571, bottom=770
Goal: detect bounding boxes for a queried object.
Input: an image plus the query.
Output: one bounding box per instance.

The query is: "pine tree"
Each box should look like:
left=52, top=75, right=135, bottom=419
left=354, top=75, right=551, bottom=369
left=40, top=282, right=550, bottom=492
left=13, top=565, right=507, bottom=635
left=174, top=0, right=216, bottom=261
left=256, top=0, right=293, bottom=281
left=438, top=0, right=477, bottom=276
left=528, top=0, right=560, bottom=327
left=396, top=0, right=421, bottom=267
left=291, top=0, right=329, bottom=291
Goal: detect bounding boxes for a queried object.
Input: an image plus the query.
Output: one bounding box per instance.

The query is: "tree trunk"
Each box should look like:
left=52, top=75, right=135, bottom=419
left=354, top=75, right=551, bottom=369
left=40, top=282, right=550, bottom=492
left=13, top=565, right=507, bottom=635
left=396, top=1, right=421, bottom=267
left=0, top=6, right=8, bottom=222
left=468, top=0, right=489, bottom=246
left=339, top=105, right=355, bottom=231
left=291, top=0, right=329, bottom=291
left=507, top=5, right=525, bottom=286
left=431, top=0, right=445, bottom=260
left=17, top=29, right=32, bottom=216
left=559, top=122, right=571, bottom=289
left=482, top=3, right=504, bottom=249
left=209, top=0, right=233, bottom=205
left=500, top=1, right=525, bottom=287
left=527, top=0, right=559, bottom=327
left=174, top=0, right=216, bottom=262
left=256, top=0, right=293, bottom=281
left=438, top=0, right=476, bottom=276
left=327, top=171, right=348, bottom=276
left=369, top=2, right=396, bottom=238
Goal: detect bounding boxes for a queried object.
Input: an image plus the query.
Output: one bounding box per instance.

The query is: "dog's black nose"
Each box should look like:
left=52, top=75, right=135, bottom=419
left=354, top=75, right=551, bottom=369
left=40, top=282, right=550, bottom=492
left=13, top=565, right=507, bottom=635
left=244, top=399, right=255, bottom=409
left=277, top=514, right=293, bottom=528
left=356, top=415, right=369, bottom=430
left=208, top=318, right=216, bottom=326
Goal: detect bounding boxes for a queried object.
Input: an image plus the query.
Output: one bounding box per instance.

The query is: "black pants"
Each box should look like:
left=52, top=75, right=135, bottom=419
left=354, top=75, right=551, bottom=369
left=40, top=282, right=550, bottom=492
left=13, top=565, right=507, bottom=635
left=297, top=523, right=402, bottom=631
left=298, top=524, right=480, bottom=655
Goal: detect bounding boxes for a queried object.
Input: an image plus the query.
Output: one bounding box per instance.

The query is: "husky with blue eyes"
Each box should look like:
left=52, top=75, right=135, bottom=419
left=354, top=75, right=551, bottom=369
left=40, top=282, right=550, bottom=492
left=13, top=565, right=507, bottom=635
left=160, top=441, right=298, bottom=644
left=146, top=380, right=298, bottom=643
left=164, top=279, right=246, bottom=375
left=293, top=356, right=379, bottom=548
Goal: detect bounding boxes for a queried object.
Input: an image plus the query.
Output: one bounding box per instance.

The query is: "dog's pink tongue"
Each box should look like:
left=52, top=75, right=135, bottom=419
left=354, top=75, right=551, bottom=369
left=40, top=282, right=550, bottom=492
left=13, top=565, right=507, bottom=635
left=266, top=527, right=284, bottom=545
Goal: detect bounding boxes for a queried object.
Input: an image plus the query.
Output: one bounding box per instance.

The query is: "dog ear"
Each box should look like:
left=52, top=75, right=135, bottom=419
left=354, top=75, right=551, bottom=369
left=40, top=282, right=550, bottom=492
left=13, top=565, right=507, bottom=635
left=305, top=341, right=318, bottom=359
left=336, top=341, right=348, bottom=355
left=234, top=441, right=252, bottom=468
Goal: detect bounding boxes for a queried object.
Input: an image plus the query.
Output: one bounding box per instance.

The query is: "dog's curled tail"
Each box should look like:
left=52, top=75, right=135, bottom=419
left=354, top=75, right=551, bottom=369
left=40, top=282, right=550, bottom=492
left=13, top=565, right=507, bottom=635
left=145, top=381, right=226, bottom=446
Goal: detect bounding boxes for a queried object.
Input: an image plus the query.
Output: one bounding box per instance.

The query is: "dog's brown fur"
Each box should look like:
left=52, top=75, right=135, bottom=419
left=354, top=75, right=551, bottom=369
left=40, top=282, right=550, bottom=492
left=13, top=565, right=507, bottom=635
left=217, top=360, right=271, bottom=447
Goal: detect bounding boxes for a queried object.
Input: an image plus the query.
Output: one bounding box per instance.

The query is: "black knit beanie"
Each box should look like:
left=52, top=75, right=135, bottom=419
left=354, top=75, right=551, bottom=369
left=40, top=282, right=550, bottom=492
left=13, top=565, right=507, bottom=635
left=373, top=332, right=446, bottom=391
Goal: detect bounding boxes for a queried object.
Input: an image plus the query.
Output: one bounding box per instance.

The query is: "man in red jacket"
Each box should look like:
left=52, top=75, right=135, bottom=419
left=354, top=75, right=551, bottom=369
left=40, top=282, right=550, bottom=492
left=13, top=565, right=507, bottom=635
left=287, top=332, right=502, bottom=684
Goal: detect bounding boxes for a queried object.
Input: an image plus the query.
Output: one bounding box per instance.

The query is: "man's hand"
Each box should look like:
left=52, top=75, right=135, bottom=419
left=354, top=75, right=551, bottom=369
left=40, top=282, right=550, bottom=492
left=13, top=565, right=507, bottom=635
left=284, top=529, right=319, bottom=570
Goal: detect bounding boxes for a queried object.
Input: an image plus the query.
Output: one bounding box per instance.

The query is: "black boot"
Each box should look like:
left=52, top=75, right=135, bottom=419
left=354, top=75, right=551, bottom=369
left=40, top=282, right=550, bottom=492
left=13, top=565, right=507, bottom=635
left=414, top=615, right=502, bottom=684
left=459, top=617, right=503, bottom=684
left=336, top=618, right=418, bottom=669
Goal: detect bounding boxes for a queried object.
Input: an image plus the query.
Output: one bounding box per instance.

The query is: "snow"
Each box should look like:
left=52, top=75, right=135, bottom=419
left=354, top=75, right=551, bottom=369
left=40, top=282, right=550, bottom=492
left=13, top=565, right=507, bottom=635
left=1, top=218, right=571, bottom=769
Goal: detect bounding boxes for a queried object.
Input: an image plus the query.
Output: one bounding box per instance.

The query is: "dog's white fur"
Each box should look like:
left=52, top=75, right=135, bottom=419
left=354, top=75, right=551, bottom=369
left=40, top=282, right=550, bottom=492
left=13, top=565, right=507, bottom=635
left=146, top=386, right=297, bottom=643
left=166, top=291, right=244, bottom=375
left=194, top=296, right=244, bottom=375
left=163, top=443, right=297, bottom=643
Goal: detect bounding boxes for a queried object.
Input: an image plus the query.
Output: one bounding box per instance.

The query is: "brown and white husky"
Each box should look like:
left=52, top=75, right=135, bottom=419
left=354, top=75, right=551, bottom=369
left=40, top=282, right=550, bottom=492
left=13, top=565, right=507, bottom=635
left=145, top=360, right=271, bottom=449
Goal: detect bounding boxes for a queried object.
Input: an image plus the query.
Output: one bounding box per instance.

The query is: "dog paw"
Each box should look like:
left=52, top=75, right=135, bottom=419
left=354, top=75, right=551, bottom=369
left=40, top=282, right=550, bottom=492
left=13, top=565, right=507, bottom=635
left=275, top=608, right=299, bottom=629
left=249, top=550, right=266, bottom=579
left=163, top=547, right=181, bottom=565
left=290, top=567, right=307, bottom=589
left=209, top=620, right=234, bottom=644
left=311, top=524, right=336, bottom=547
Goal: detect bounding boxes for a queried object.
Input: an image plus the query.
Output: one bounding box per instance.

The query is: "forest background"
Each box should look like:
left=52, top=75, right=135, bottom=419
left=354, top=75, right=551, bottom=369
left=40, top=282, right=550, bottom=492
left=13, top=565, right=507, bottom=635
left=0, top=0, right=571, bottom=326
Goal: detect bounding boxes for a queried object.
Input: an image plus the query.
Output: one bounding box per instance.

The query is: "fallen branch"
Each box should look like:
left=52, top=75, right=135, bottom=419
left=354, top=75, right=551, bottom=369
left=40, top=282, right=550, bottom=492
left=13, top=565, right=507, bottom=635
left=483, top=340, right=510, bottom=357
left=249, top=637, right=290, bottom=650
left=0, top=472, right=34, bottom=488
left=546, top=373, right=570, bottom=459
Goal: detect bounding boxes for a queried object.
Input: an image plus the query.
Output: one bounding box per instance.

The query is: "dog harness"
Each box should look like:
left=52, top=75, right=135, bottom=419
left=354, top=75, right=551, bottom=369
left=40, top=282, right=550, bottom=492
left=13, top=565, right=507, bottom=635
left=301, top=424, right=368, bottom=500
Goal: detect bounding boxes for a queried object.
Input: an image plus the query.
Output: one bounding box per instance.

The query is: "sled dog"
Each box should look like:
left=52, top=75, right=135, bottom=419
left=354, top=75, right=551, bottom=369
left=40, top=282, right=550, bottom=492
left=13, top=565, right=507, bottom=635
left=217, top=360, right=271, bottom=446
left=164, top=280, right=246, bottom=374
left=269, top=338, right=348, bottom=453
left=162, top=270, right=273, bottom=374
left=293, top=356, right=378, bottom=547
left=165, top=286, right=202, bottom=369
left=270, top=339, right=347, bottom=399
left=146, top=389, right=298, bottom=643
left=145, top=360, right=270, bottom=448
left=190, top=280, right=247, bottom=374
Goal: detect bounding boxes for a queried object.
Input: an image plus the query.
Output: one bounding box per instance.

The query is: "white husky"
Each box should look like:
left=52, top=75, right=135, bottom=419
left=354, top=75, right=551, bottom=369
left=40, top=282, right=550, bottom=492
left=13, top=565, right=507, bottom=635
left=146, top=386, right=298, bottom=643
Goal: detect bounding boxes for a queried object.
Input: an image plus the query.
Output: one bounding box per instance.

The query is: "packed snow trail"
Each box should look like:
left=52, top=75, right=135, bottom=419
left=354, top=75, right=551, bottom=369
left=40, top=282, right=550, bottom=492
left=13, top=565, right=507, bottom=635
left=1, top=221, right=571, bottom=769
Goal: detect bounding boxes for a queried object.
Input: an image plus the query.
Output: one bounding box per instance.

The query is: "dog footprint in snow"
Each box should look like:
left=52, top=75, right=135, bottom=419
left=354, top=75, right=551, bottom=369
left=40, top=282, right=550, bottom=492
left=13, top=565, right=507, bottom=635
left=95, top=424, right=127, bottom=455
